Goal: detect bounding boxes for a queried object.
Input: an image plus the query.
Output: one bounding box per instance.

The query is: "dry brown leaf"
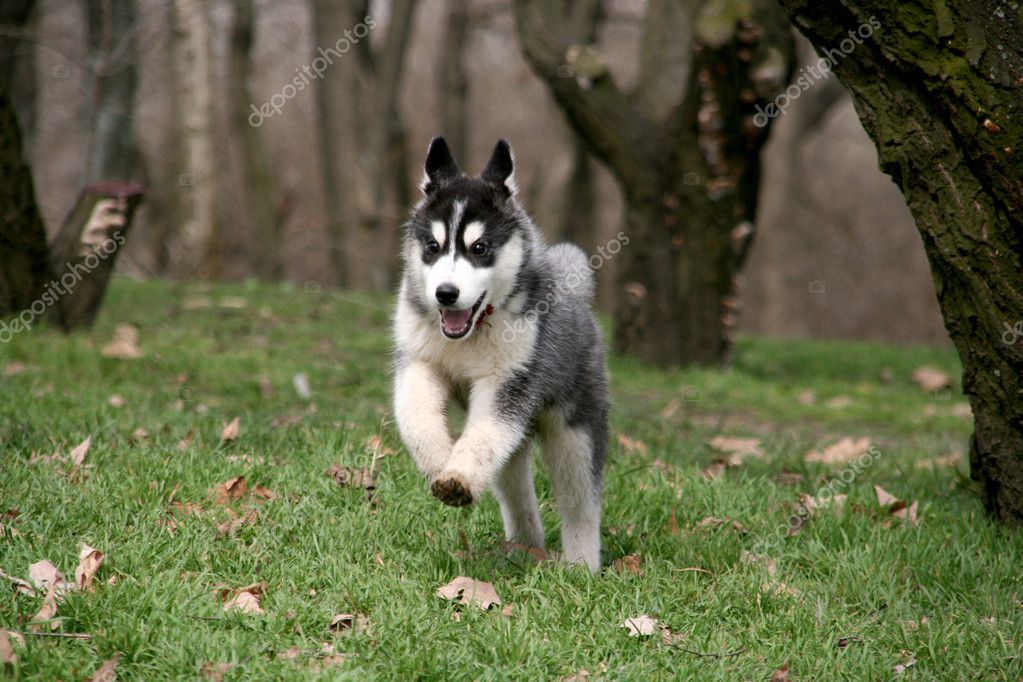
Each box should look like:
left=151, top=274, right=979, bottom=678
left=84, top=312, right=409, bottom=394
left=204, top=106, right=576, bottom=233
left=216, top=509, right=258, bottom=537
left=200, top=662, right=234, bottom=681
left=130, top=428, right=150, bottom=445
left=805, top=437, right=871, bottom=465
left=29, top=560, right=67, bottom=593
left=223, top=589, right=264, bottom=615
left=108, top=394, right=125, bottom=408
left=500, top=541, right=549, bottom=562
left=770, top=664, right=790, bottom=681
left=29, top=586, right=59, bottom=632
left=894, top=652, right=916, bottom=674
left=69, top=437, right=92, bottom=467
left=87, top=653, right=121, bottom=682
left=101, top=324, right=142, bottom=359
left=251, top=485, right=277, bottom=502
left=75, top=544, right=104, bottom=591
left=874, top=485, right=900, bottom=508
left=501, top=604, right=514, bottom=617
left=0, top=629, right=18, bottom=665
left=436, top=576, right=502, bottom=610
left=325, top=465, right=376, bottom=490
left=622, top=614, right=658, bottom=637
left=797, top=389, right=816, bottom=405
left=3, top=362, right=27, bottom=377
left=708, top=436, right=763, bottom=466
left=893, top=500, right=920, bottom=527
left=328, top=613, right=369, bottom=633
left=212, top=476, right=248, bottom=504
left=660, top=399, right=681, bottom=419
left=911, top=367, right=950, bottom=392
left=220, top=417, right=241, bottom=442
left=916, top=451, right=963, bottom=470
left=612, top=554, right=642, bottom=576
left=616, top=434, right=648, bottom=455
left=824, top=395, right=853, bottom=409
left=694, top=516, right=747, bottom=532
left=563, top=670, right=591, bottom=682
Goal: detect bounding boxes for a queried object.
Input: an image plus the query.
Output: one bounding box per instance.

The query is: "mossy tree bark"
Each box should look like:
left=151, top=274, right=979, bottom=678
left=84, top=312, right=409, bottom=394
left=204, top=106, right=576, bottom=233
left=777, top=0, right=1023, bottom=520
left=513, top=0, right=794, bottom=366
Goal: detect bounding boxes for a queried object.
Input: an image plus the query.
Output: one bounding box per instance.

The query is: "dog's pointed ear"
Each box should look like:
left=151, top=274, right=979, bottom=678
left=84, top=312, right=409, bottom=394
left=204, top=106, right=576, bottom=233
left=422, top=137, right=459, bottom=195
left=481, top=139, right=515, bottom=195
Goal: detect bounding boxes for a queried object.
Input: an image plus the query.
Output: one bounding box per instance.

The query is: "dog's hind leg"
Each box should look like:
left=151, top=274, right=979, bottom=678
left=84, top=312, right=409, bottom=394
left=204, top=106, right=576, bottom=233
left=493, top=442, right=544, bottom=548
left=538, top=415, right=602, bottom=572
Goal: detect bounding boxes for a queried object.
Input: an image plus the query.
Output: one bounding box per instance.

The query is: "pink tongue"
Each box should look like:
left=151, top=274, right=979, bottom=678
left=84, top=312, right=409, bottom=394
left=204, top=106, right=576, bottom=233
left=441, top=308, right=473, bottom=333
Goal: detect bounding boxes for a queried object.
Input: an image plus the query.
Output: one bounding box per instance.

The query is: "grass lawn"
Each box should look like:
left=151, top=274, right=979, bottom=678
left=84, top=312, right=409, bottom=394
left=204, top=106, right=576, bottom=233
left=1, top=278, right=1020, bottom=680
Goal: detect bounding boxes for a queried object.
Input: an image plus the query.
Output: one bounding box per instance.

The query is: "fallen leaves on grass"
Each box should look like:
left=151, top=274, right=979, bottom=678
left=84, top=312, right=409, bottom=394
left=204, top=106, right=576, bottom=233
left=893, top=652, right=916, bottom=674
left=0, top=629, right=22, bottom=664
left=770, top=664, right=790, bottom=680
left=325, top=465, right=375, bottom=491
left=3, top=362, right=27, bottom=377
left=366, top=435, right=394, bottom=457
left=915, top=451, right=962, bottom=470
left=701, top=461, right=727, bottom=480
left=222, top=584, right=265, bottom=615
left=220, top=417, right=241, bottom=442
left=29, top=560, right=69, bottom=594
left=616, top=434, right=648, bottom=455
left=911, top=367, right=950, bottom=392
left=328, top=613, right=370, bottom=634
left=75, top=544, right=104, bottom=591
left=216, top=509, right=258, bottom=537
left=805, top=437, right=871, bottom=465
left=874, top=485, right=921, bottom=527
left=108, top=394, right=125, bottom=408
left=708, top=436, right=763, bottom=465
left=101, top=324, right=142, bottom=359
left=622, top=614, right=658, bottom=637
left=500, top=541, right=549, bottom=562
left=212, top=476, right=248, bottom=504
left=612, top=554, right=642, bottom=576
left=87, top=653, right=121, bottom=682
left=0, top=569, right=35, bottom=596
left=436, top=576, right=501, bottom=610
left=694, top=516, right=747, bottom=533
left=200, top=662, right=234, bottom=681
left=30, top=586, right=59, bottom=632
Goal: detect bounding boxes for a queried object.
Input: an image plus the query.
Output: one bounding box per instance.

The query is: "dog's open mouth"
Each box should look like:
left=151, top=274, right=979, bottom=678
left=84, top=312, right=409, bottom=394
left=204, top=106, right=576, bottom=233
left=439, top=293, right=486, bottom=339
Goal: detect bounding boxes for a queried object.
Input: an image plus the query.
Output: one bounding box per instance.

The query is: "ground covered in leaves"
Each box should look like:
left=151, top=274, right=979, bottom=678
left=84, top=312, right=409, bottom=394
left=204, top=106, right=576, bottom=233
left=1, top=279, right=1021, bottom=680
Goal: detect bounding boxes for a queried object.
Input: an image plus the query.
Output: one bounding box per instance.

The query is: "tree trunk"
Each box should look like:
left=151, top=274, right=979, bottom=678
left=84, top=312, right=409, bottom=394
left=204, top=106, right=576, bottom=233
left=228, top=0, right=281, bottom=280
left=84, top=0, right=141, bottom=184
left=170, top=0, right=216, bottom=277
left=558, top=139, right=596, bottom=248
left=440, top=0, right=470, bottom=163
left=513, top=0, right=794, bottom=366
left=313, top=0, right=418, bottom=291
left=776, top=0, right=1023, bottom=520
left=48, top=183, right=144, bottom=330
left=0, top=0, right=48, bottom=319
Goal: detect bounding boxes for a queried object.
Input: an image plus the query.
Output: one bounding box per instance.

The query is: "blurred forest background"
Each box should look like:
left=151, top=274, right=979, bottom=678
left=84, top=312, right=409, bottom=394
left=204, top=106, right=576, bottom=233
left=8, top=0, right=947, bottom=344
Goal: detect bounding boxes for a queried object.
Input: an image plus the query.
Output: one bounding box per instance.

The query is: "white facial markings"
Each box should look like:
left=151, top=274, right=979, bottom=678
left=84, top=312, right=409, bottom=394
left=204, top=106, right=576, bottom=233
left=430, top=220, right=447, bottom=248
left=450, top=200, right=466, bottom=238
left=462, top=221, right=485, bottom=250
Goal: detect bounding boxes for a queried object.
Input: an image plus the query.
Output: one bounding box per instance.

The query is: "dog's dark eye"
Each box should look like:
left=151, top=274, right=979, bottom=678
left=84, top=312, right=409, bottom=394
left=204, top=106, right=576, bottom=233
left=424, top=240, right=440, bottom=255
left=470, top=241, right=488, bottom=256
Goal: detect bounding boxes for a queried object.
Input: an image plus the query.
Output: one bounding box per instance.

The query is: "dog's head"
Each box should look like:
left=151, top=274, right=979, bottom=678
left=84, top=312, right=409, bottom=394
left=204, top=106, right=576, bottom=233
left=404, top=137, right=527, bottom=340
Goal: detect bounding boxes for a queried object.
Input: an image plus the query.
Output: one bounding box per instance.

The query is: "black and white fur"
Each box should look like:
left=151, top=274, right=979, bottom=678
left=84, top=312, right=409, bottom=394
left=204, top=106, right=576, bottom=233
left=393, top=137, right=609, bottom=571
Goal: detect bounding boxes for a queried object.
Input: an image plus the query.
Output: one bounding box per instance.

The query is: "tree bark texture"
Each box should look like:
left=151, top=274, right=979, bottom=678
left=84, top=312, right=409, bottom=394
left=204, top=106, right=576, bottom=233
left=777, top=0, right=1023, bottom=521
left=514, top=0, right=794, bottom=366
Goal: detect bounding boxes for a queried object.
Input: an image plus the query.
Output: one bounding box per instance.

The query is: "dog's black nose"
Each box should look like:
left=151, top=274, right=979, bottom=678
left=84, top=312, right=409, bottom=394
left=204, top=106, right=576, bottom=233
left=435, top=283, right=460, bottom=306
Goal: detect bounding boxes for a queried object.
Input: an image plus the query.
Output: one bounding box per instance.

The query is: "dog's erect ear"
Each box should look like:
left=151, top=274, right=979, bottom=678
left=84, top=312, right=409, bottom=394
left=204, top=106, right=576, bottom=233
left=422, top=137, right=459, bottom=194
left=481, top=139, right=515, bottom=195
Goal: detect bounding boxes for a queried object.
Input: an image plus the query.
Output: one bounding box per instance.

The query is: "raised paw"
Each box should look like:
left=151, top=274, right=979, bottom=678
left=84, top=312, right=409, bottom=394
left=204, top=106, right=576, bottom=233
left=431, top=475, right=475, bottom=507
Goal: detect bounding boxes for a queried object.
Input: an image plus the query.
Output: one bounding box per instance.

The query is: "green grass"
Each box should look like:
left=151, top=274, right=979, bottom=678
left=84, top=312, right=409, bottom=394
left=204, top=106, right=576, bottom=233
left=1, top=278, right=1020, bottom=680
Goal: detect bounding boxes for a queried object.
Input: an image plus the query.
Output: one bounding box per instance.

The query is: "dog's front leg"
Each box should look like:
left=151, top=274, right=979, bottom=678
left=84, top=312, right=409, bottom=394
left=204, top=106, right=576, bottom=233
left=431, top=376, right=528, bottom=507
left=394, top=360, right=453, bottom=480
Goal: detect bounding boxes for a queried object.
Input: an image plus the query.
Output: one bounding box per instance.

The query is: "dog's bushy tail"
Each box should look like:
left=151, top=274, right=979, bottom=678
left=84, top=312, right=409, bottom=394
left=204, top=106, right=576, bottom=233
left=547, top=243, right=595, bottom=303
